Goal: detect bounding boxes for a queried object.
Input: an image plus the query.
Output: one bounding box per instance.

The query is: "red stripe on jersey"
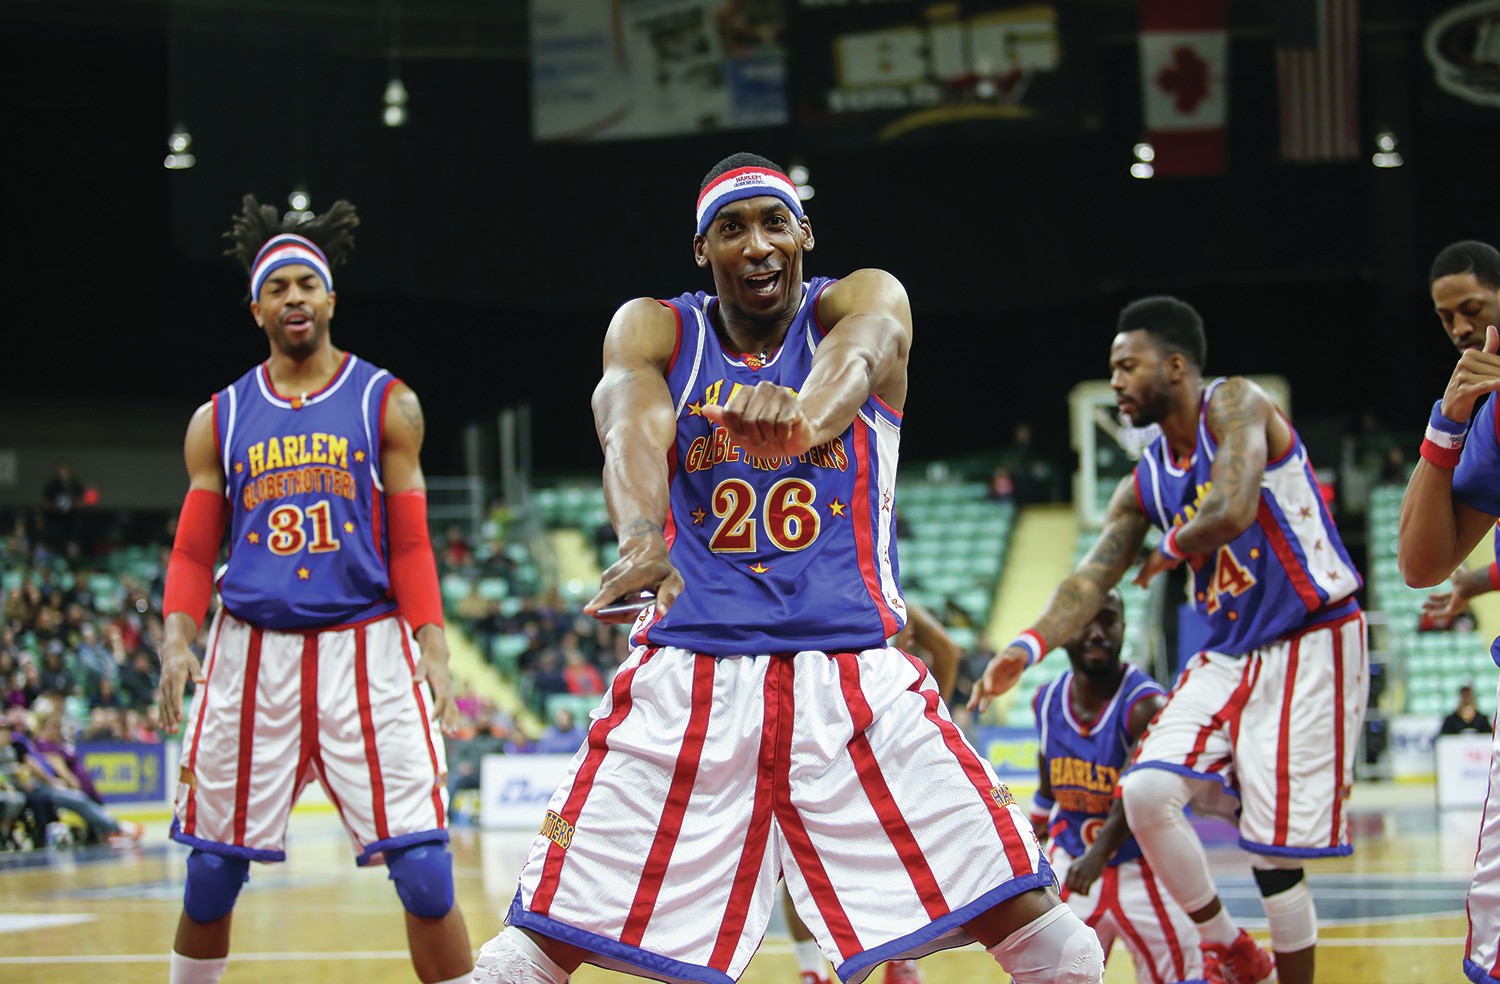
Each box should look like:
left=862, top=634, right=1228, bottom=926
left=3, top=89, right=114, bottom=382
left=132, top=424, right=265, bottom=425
left=848, top=421, right=899, bottom=639
left=183, top=617, right=225, bottom=835
left=709, top=657, right=779, bottom=970
left=623, top=654, right=716, bottom=947
left=772, top=657, right=864, bottom=960
left=532, top=649, right=655, bottom=914
left=656, top=299, right=684, bottom=375
left=353, top=625, right=390, bottom=842
left=1134, top=471, right=1151, bottom=522
left=399, top=624, right=446, bottom=826
left=639, top=446, right=680, bottom=647
left=1329, top=621, right=1348, bottom=848
left=901, top=652, right=1033, bottom=876
left=262, top=351, right=351, bottom=403
left=1138, top=855, right=1187, bottom=981
left=211, top=392, right=223, bottom=469
left=1274, top=638, right=1302, bottom=846
left=297, top=635, right=318, bottom=794
left=371, top=488, right=384, bottom=564
left=232, top=626, right=265, bottom=844
left=836, top=654, right=947, bottom=920
left=1226, top=657, right=1262, bottom=752
left=1256, top=499, right=1323, bottom=611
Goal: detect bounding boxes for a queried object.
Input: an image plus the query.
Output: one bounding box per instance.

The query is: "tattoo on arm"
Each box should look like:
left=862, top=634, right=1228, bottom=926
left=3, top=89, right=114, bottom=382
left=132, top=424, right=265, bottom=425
left=619, top=518, right=661, bottom=540
left=1198, top=379, right=1267, bottom=531
left=397, top=393, right=425, bottom=444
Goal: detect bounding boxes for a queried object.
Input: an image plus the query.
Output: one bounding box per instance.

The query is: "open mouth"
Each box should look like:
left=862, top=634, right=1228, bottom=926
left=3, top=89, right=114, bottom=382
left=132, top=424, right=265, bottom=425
left=745, top=271, right=781, bottom=295
left=284, top=312, right=312, bottom=331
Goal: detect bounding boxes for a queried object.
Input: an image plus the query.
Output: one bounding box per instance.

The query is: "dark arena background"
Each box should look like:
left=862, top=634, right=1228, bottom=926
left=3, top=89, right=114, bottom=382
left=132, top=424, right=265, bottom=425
left=2, top=1, right=1498, bottom=981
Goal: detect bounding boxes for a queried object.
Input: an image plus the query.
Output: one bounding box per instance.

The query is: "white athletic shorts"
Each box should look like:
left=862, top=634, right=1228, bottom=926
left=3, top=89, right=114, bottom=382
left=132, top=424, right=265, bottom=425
left=508, top=646, right=1052, bottom=984
left=1050, top=846, right=1204, bottom=984
left=1128, top=608, right=1367, bottom=857
left=171, top=609, right=449, bottom=865
left=1465, top=674, right=1500, bottom=984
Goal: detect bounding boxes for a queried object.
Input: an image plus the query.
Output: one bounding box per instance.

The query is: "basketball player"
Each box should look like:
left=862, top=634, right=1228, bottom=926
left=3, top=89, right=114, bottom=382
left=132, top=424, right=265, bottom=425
left=157, top=196, right=471, bottom=984
left=1032, top=590, right=1215, bottom=984
left=470, top=153, right=1103, bottom=984
left=781, top=600, right=962, bottom=984
left=971, top=296, right=1367, bottom=984
left=1398, top=239, right=1500, bottom=984
left=1421, top=242, right=1500, bottom=628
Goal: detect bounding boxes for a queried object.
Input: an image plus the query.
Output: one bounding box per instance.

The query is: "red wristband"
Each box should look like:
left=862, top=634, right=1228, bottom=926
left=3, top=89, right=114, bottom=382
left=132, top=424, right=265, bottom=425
left=163, top=488, right=228, bottom=628
left=1420, top=438, right=1462, bottom=469
left=387, top=490, right=444, bottom=631
left=1488, top=562, right=1500, bottom=593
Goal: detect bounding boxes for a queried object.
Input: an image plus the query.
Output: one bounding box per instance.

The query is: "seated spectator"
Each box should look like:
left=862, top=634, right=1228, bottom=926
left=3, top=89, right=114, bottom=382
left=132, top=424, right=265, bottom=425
left=38, top=646, right=73, bottom=698
left=1441, top=685, right=1492, bottom=736
left=562, top=648, right=604, bottom=697
left=93, top=676, right=124, bottom=712
left=82, top=707, right=123, bottom=742
left=0, top=742, right=27, bottom=848
left=72, top=622, right=117, bottom=690
left=6, top=715, right=139, bottom=847
left=118, top=651, right=158, bottom=710
left=32, top=712, right=104, bottom=804
left=442, top=525, right=475, bottom=572
left=529, top=707, right=586, bottom=755
left=531, top=650, right=569, bottom=705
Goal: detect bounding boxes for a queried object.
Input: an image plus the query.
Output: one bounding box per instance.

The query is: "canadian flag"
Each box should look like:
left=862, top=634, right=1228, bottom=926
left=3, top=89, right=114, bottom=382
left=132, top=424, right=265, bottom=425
left=1138, top=0, right=1228, bottom=176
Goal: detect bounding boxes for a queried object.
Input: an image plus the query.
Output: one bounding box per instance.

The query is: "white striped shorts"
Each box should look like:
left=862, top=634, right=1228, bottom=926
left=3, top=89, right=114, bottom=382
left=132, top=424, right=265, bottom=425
left=509, top=645, right=1052, bottom=984
left=1129, top=609, right=1368, bottom=857
left=1050, top=846, right=1204, bottom=984
left=171, top=609, right=449, bottom=865
left=1464, top=675, right=1500, bottom=984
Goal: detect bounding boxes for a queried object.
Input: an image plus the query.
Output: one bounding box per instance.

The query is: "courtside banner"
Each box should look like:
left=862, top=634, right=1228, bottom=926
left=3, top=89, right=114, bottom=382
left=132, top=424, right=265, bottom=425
left=480, top=754, right=574, bottom=829
left=80, top=742, right=167, bottom=804
left=789, top=0, right=1100, bottom=145
left=977, top=725, right=1041, bottom=781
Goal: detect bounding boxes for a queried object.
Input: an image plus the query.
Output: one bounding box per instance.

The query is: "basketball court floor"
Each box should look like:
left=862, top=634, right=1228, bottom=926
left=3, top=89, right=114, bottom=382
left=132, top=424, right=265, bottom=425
left=0, top=780, right=1476, bottom=983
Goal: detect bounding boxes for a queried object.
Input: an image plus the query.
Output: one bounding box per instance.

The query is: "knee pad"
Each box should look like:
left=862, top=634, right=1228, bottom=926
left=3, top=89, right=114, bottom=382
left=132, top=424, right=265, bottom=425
left=386, top=842, right=454, bottom=920
left=1120, top=767, right=1190, bottom=827
left=1257, top=878, right=1317, bottom=952
left=1251, top=863, right=1305, bottom=897
left=990, top=905, right=1105, bottom=984
left=183, top=850, right=250, bottom=924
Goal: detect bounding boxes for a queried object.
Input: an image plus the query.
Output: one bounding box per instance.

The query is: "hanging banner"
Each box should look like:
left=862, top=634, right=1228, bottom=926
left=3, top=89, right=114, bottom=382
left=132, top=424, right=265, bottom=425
left=531, top=0, right=789, bottom=142
left=790, top=1, right=1101, bottom=145
left=1138, top=0, right=1228, bottom=176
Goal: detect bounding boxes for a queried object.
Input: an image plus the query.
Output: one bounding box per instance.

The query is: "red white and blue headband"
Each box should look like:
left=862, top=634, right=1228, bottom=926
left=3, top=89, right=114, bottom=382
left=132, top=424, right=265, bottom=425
left=250, top=234, right=333, bottom=300
left=695, top=166, right=803, bottom=236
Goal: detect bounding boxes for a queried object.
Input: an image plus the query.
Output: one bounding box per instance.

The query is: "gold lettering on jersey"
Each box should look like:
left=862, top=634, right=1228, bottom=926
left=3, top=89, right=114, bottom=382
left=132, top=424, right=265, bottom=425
left=240, top=432, right=359, bottom=510
left=1171, top=482, right=1213, bottom=530
left=685, top=378, right=849, bottom=475
left=1049, top=757, right=1119, bottom=815
left=540, top=810, right=574, bottom=850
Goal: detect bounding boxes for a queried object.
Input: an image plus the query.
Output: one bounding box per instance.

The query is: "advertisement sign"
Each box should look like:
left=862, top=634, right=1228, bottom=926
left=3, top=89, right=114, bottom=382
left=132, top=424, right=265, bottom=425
left=480, top=754, right=574, bottom=829
left=531, top=0, right=788, bottom=142
left=1390, top=714, right=1441, bottom=781
left=1436, top=733, right=1492, bottom=809
left=79, top=742, right=168, bottom=804
left=791, top=0, right=1100, bottom=145
left=977, top=725, right=1040, bottom=781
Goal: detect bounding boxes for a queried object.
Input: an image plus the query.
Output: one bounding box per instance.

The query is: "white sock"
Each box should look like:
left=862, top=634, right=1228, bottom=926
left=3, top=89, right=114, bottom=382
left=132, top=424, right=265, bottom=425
left=1197, top=906, right=1239, bottom=946
left=471, top=927, right=569, bottom=984
left=169, top=952, right=227, bottom=984
left=792, top=937, right=825, bottom=974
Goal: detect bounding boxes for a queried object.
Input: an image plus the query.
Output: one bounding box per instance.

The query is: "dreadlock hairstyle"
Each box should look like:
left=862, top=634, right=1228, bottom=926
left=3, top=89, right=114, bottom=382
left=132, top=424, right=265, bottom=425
left=223, top=194, right=360, bottom=273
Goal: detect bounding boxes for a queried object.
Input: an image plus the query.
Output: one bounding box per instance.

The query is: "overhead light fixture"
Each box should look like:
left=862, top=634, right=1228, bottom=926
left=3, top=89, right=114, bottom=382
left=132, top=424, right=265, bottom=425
left=1372, top=130, right=1403, bottom=169
left=164, top=127, right=196, bottom=170
left=1131, top=142, right=1155, bottom=179
left=788, top=161, right=814, bottom=201
left=383, top=77, right=408, bottom=127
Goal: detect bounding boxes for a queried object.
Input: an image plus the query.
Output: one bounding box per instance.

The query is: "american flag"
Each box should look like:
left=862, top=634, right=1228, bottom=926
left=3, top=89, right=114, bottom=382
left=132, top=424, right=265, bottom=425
left=1275, top=0, right=1361, bottom=163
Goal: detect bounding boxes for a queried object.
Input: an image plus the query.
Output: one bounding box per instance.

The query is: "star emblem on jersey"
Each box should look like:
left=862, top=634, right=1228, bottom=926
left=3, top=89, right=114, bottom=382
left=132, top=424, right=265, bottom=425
left=1327, top=569, right=1341, bottom=581
left=749, top=562, right=770, bottom=574
left=343, top=521, right=355, bottom=533
left=247, top=531, right=260, bottom=544
left=882, top=491, right=892, bottom=511
left=297, top=567, right=310, bottom=580
left=234, top=462, right=244, bottom=473
left=1314, top=538, right=1323, bottom=551
left=687, top=401, right=704, bottom=417
left=828, top=499, right=846, bottom=517
left=691, top=506, right=707, bottom=526
left=1249, top=548, right=1260, bottom=560
left=354, top=449, right=366, bottom=462
left=1299, top=506, right=1313, bottom=520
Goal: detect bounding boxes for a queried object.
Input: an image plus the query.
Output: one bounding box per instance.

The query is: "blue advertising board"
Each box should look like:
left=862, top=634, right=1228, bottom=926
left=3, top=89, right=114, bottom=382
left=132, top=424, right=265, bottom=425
left=79, top=742, right=167, bottom=804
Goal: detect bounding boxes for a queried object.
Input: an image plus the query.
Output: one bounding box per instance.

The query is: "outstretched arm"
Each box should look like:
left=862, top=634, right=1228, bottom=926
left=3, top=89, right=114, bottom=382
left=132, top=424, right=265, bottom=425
left=585, top=298, right=684, bottom=621
left=969, top=475, right=1150, bottom=711
left=702, top=269, right=911, bottom=456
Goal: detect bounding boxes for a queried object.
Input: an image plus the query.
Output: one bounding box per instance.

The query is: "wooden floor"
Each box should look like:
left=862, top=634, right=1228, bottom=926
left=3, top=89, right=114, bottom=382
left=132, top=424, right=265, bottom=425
left=0, top=781, right=1476, bottom=983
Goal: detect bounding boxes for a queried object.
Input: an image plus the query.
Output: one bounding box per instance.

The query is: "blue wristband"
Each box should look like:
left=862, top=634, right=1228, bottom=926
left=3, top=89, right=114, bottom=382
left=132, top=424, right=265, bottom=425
left=1429, top=399, right=1468, bottom=436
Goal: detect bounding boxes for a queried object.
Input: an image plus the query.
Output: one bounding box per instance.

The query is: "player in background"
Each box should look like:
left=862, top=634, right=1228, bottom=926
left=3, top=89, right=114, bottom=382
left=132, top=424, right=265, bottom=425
left=157, top=196, right=471, bottom=984
left=782, top=601, right=963, bottom=984
left=1398, top=239, right=1500, bottom=984
left=471, top=152, right=1102, bottom=984
left=971, top=296, right=1367, bottom=984
left=1032, top=590, right=1217, bottom=984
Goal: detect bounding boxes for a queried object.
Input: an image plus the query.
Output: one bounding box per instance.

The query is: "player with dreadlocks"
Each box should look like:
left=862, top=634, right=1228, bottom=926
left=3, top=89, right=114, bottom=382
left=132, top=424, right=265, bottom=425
left=158, top=195, right=472, bottom=984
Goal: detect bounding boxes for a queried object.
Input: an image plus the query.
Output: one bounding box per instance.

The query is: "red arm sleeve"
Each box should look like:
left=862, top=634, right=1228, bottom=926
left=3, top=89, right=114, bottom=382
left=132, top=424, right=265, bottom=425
left=387, top=490, right=445, bottom=631
left=163, top=488, right=229, bottom=628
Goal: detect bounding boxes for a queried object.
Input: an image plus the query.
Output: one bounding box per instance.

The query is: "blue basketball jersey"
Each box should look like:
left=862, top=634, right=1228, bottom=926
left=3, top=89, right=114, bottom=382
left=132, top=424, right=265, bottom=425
left=1132, top=379, right=1361, bottom=655
left=213, top=354, right=400, bottom=629
left=1034, top=664, right=1164, bottom=865
left=633, top=277, right=907, bottom=655
left=1451, top=395, right=1500, bottom=667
